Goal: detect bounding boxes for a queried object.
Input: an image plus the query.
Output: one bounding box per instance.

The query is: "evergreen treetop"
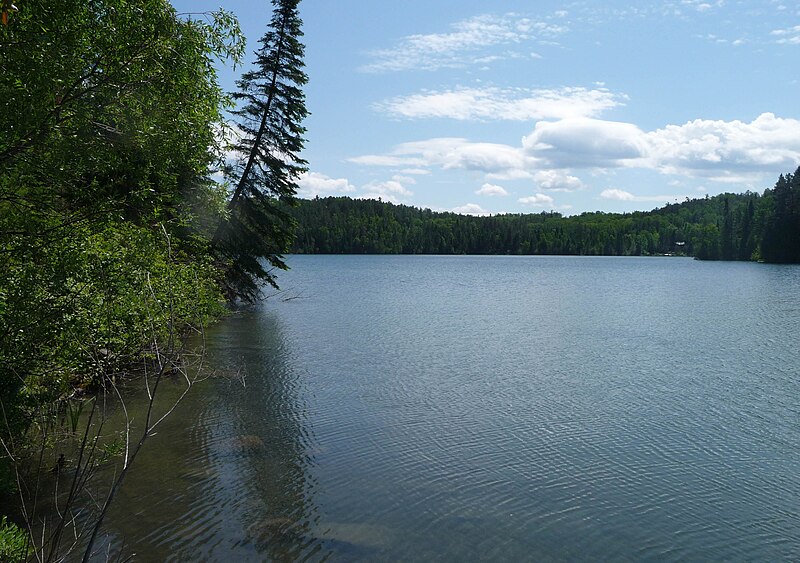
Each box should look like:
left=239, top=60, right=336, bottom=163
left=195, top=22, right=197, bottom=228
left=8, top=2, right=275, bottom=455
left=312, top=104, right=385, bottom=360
left=214, top=0, right=309, bottom=302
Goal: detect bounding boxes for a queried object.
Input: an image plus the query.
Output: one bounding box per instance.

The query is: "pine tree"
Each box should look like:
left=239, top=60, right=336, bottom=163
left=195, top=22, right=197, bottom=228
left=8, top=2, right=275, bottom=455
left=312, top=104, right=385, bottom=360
left=214, top=0, right=308, bottom=301
left=720, top=196, right=735, bottom=260
left=738, top=197, right=755, bottom=261
left=760, top=170, right=800, bottom=263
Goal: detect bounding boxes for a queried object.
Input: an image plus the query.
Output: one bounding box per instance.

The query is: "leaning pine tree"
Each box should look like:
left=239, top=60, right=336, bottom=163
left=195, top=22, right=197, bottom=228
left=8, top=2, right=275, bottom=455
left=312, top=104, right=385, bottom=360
left=213, top=0, right=308, bottom=302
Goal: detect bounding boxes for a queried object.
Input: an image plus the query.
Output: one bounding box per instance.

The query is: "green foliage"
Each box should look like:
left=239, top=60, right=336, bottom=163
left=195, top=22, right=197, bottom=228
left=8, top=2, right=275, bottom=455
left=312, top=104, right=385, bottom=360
left=0, top=0, right=242, bottom=515
left=213, top=0, right=308, bottom=302
left=99, top=435, right=126, bottom=464
left=0, top=516, right=29, bottom=562
left=0, top=0, right=311, bottom=556
left=288, top=175, right=798, bottom=262
left=760, top=167, right=800, bottom=263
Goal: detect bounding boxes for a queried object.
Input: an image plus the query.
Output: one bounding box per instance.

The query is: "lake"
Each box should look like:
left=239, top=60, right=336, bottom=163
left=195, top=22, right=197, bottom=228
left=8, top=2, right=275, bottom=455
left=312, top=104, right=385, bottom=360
left=101, top=255, right=800, bottom=561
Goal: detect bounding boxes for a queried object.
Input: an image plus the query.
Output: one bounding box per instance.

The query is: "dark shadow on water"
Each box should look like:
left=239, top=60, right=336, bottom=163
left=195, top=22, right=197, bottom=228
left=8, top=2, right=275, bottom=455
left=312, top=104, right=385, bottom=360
left=94, top=307, right=332, bottom=561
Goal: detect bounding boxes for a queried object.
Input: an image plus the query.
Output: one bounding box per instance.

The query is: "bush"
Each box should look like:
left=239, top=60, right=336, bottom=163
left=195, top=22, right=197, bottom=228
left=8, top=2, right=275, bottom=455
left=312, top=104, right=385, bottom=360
left=0, top=516, right=29, bottom=562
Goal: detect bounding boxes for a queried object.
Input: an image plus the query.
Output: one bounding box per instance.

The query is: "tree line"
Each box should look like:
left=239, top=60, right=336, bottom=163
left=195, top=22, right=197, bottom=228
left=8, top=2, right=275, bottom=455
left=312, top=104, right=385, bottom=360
left=289, top=168, right=800, bottom=263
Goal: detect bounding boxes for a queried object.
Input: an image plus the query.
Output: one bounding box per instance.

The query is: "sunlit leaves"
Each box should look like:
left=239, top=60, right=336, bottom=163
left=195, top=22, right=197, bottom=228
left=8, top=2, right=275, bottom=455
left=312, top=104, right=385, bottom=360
left=0, top=0, right=237, bottom=449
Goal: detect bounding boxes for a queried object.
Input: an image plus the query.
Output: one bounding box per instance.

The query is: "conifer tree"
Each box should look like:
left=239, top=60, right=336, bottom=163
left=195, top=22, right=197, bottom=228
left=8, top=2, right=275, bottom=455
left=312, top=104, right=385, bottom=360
left=214, top=0, right=308, bottom=301
left=761, top=167, right=800, bottom=263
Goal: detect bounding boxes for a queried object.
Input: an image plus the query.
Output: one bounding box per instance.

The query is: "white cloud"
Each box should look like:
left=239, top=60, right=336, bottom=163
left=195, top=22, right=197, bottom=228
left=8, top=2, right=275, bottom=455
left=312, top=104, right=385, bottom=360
left=681, top=0, right=725, bottom=11
left=486, top=168, right=538, bottom=181
left=771, top=25, right=800, bottom=44
left=599, top=188, right=635, bottom=201
left=699, top=33, right=730, bottom=44
left=391, top=174, right=417, bottom=185
left=518, top=193, right=555, bottom=206
left=600, top=189, right=688, bottom=203
left=452, top=203, right=492, bottom=215
left=443, top=142, right=528, bottom=172
left=476, top=183, right=509, bottom=196
left=357, top=137, right=531, bottom=174
left=643, top=113, right=800, bottom=178
left=359, top=179, right=414, bottom=203
left=361, top=14, right=567, bottom=72
left=376, top=86, right=625, bottom=121
left=532, top=170, right=585, bottom=191
left=296, top=172, right=356, bottom=198
left=521, top=113, right=800, bottom=181
left=523, top=118, right=647, bottom=168
left=350, top=113, right=800, bottom=186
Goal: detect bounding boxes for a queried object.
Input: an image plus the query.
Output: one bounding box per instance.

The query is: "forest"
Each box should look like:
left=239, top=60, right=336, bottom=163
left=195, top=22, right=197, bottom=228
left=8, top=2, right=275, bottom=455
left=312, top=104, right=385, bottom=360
left=289, top=168, right=800, bottom=263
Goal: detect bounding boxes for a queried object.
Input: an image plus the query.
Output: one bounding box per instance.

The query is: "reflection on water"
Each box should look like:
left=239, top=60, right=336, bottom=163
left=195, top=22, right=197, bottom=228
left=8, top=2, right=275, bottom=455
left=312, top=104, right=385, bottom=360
left=96, top=256, right=800, bottom=561
left=101, top=309, right=331, bottom=561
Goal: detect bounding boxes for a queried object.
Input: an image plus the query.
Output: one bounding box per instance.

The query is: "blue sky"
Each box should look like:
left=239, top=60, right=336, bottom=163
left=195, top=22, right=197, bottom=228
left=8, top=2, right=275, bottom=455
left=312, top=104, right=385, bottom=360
left=171, top=0, right=800, bottom=215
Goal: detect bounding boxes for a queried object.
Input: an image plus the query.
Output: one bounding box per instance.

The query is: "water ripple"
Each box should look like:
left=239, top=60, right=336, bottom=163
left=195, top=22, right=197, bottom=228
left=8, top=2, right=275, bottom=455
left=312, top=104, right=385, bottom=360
left=96, top=257, right=800, bottom=561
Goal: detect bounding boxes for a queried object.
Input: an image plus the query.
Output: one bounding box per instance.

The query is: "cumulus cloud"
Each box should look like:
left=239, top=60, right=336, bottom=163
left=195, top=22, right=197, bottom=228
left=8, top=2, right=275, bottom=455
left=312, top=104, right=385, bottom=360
left=361, top=13, right=567, bottom=72
left=350, top=113, right=800, bottom=185
left=296, top=172, right=356, bottom=198
left=523, top=118, right=647, bottom=168
left=359, top=179, right=414, bottom=203
left=521, top=113, right=800, bottom=181
left=518, top=193, right=555, bottom=206
left=643, top=113, right=800, bottom=178
left=452, top=203, right=492, bottom=215
left=442, top=142, right=528, bottom=172
left=532, top=170, right=585, bottom=191
left=376, top=86, right=625, bottom=121
left=599, top=188, right=636, bottom=201
left=476, top=183, right=509, bottom=196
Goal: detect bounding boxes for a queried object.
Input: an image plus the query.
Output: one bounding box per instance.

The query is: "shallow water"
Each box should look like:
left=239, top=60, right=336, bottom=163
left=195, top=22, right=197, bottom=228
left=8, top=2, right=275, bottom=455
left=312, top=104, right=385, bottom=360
left=101, top=256, right=800, bottom=561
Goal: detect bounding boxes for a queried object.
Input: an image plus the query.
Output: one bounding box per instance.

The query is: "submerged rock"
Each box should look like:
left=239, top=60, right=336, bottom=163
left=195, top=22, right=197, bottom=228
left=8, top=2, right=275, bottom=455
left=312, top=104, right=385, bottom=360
left=317, top=521, right=393, bottom=550
left=246, top=516, right=295, bottom=541
left=245, top=517, right=387, bottom=560
left=245, top=516, right=308, bottom=555
left=231, top=434, right=265, bottom=451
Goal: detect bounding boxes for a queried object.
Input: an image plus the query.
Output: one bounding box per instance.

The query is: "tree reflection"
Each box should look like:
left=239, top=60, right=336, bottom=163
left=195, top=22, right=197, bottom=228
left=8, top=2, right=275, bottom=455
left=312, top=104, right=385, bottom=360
left=98, top=307, right=328, bottom=561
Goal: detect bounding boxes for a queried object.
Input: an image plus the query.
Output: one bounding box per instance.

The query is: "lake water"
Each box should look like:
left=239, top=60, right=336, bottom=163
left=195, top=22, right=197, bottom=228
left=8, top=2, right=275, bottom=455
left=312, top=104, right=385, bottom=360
left=101, top=255, right=800, bottom=561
